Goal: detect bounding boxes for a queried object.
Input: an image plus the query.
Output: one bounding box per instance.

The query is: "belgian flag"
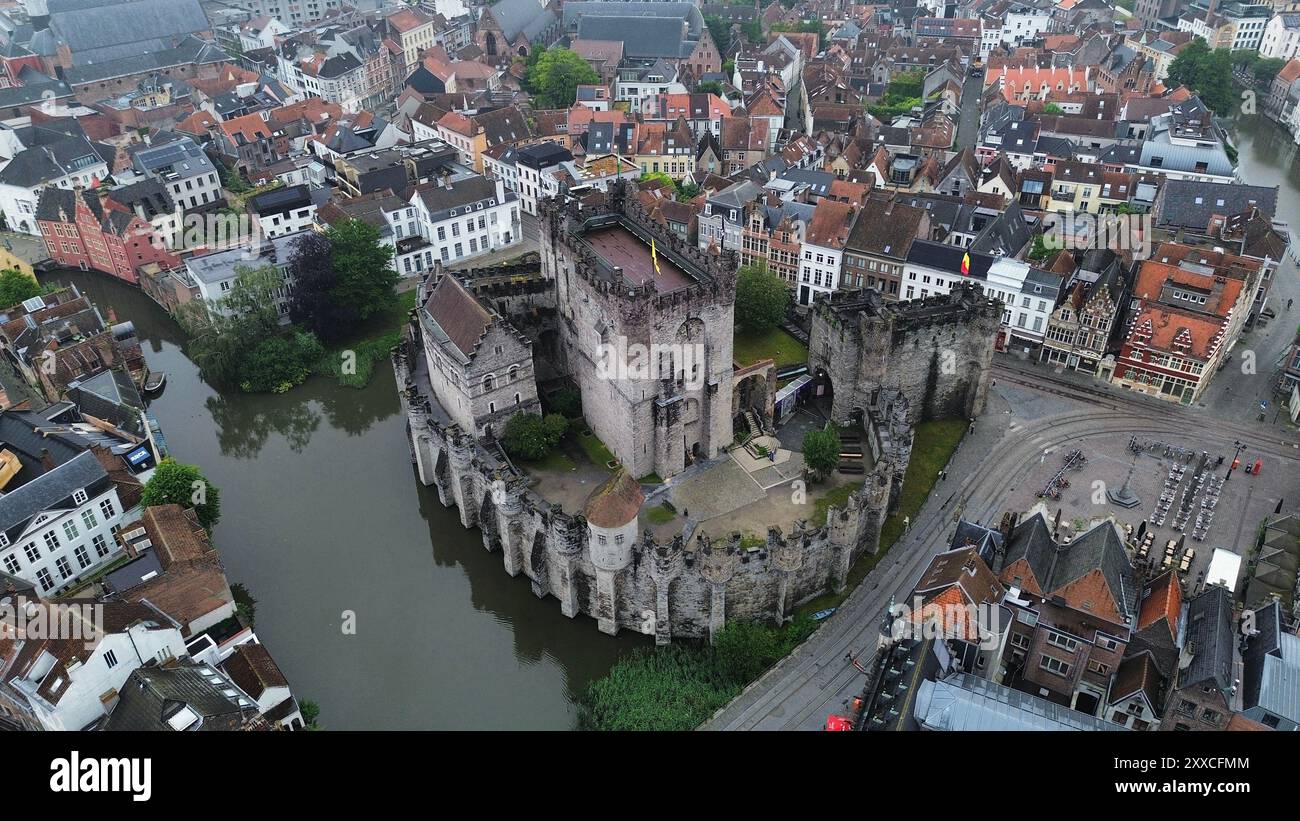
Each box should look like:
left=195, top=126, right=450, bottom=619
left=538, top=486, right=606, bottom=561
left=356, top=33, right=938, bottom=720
left=960, top=252, right=971, bottom=275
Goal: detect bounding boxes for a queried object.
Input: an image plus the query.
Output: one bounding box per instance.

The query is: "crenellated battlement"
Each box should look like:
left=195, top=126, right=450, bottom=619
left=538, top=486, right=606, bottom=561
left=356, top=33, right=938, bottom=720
left=539, top=180, right=738, bottom=309
left=392, top=330, right=895, bottom=643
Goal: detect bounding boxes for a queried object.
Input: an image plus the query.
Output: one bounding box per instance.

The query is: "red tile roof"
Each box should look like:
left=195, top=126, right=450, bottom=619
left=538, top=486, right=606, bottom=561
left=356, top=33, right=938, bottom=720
left=583, top=469, right=644, bottom=528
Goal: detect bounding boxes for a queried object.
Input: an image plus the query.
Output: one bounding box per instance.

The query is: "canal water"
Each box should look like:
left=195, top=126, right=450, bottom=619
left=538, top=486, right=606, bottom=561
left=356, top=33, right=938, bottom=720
left=1232, top=115, right=1300, bottom=220
left=40, top=269, right=637, bottom=730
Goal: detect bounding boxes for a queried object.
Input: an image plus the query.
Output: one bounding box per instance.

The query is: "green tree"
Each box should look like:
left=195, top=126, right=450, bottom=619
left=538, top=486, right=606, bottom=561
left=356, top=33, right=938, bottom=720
left=298, top=699, right=321, bottom=729
left=141, top=458, right=222, bottom=529
left=704, top=15, right=732, bottom=55
left=801, top=423, right=841, bottom=481
left=734, top=262, right=789, bottom=333
left=1166, top=38, right=1236, bottom=115
left=220, top=165, right=251, bottom=194
left=238, top=330, right=324, bottom=394
left=325, top=218, right=396, bottom=322
left=695, top=80, right=725, bottom=97
left=0, top=268, right=41, bottom=309
left=526, top=48, right=600, bottom=109
left=638, top=171, right=676, bottom=192
left=231, top=582, right=257, bottom=626
left=1043, top=102, right=1064, bottom=115
left=502, top=412, right=568, bottom=460
left=176, top=263, right=284, bottom=387
left=676, top=181, right=701, bottom=202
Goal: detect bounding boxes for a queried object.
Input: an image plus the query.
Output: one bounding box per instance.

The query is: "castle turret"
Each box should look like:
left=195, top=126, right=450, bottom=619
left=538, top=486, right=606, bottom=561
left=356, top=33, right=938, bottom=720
left=584, top=469, right=645, bottom=635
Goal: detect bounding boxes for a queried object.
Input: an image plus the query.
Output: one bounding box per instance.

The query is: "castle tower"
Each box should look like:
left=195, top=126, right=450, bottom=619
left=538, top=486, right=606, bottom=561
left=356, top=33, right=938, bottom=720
left=547, top=505, right=584, bottom=618
left=584, top=469, right=645, bottom=635
left=769, top=526, right=803, bottom=624
left=540, top=183, right=736, bottom=481
left=697, top=535, right=739, bottom=643
left=648, top=533, right=684, bottom=645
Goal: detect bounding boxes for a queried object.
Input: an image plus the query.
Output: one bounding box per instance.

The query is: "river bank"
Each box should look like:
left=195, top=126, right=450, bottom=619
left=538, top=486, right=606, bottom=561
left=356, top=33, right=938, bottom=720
left=39, top=268, right=637, bottom=729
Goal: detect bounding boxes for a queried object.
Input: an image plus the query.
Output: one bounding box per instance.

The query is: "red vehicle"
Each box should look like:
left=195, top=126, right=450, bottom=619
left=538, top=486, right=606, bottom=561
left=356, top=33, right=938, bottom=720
left=824, top=715, right=853, bottom=731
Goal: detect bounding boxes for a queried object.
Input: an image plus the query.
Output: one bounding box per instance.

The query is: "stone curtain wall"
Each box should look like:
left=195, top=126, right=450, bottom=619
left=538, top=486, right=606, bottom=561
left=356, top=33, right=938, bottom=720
left=394, top=335, right=894, bottom=643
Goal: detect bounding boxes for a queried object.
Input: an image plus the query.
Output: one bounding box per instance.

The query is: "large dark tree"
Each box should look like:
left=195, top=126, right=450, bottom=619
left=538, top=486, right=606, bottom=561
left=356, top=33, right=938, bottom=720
left=287, top=230, right=353, bottom=343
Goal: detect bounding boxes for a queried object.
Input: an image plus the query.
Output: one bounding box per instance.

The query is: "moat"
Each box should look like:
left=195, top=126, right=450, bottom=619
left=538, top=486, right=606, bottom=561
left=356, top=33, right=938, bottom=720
left=37, top=268, right=638, bottom=730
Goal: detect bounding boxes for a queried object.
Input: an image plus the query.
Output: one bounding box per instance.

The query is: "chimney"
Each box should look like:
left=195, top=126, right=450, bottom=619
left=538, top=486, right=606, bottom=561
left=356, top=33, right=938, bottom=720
left=39, top=448, right=54, bottom=472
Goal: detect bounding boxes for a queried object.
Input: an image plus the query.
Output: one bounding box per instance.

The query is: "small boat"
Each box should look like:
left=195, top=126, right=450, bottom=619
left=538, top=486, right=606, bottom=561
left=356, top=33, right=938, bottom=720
left=142, top=371, right=167, bottom=394
left=811, top=608, right=836, bottom=622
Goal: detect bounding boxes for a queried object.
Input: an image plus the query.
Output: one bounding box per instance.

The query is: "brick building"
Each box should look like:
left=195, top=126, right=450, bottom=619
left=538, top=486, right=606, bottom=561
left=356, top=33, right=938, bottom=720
left=35, top=187, right=179, bottom=285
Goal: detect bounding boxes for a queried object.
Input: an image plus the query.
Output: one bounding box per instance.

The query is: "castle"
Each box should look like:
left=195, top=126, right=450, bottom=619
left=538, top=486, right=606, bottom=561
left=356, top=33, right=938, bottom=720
left=393, top=182, right=1001, bottom=642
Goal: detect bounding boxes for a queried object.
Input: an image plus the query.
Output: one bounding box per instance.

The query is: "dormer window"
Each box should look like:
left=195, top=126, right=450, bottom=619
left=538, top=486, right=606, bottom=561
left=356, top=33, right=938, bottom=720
left=73, top=488, right=88, bottom=505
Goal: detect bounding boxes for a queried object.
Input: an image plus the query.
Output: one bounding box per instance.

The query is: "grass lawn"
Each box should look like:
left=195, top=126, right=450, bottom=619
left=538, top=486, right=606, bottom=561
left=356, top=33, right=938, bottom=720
left=733, top=326, right=808, bottom=368
left=796, top=418, right=967, bottom=617
left=644, top=503, right=676, bottom=525
left=639, top=472, right=664, bottom=485
left=314, top=290, right=417, bottom=389
left=523, top=449, right=578, bottom=473
left=811, top=482, right=855, bottom=528
left=576, top=428, right=617, bottom=469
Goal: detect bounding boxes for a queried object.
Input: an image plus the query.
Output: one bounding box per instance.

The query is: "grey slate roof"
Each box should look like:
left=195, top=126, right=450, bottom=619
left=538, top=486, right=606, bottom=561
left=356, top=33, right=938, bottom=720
left=1241, top=598, right=1300, bottom=723
left=34, top=0, right=211, bottom=65
left=562, top=1, right=702, bottom=37
left=486, top=0, right=558, bottom=42
left=1180, top=584, right=1236, bottom=693
left=60, top=37, right=228, bottom=85
left=1001, top=510, right=1056, bottom=587
left=1156, top=179, right=1278, bottom=231
left=0, top=125, right=106, bottom=188
left=578, top=16, right=695, bottom=60
left=0, top=450, right=108, bottom=538
left=100, top=662, right=260, bottom=731
left=415, top=176, right=505, bottom=221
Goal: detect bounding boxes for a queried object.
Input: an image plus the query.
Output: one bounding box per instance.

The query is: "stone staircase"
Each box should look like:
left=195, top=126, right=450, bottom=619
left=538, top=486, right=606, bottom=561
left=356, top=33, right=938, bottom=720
left=837, top=429, right=865, bottom=475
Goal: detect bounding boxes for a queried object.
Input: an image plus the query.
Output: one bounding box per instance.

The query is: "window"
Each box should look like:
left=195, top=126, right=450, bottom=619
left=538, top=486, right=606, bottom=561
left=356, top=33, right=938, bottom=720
left=93, top=535, right=109, bottom=558
left=36, top=569, right=52, bottom=591
left=62, top=521, right=79, bottom=541
left=614, top=534, right=625, bottom=544
left=23, top=543, right=39, bottom=562
left=55, top=557, right=71, bottom=579
left=2, top=554, right=18, bottom=574
left=43, top=531, right=60, bottom=551
left=99, top=499, right=116, bottom=519
left=1201, top=708, right=1220, bottom=724
left=72, top=488, right=88, bottom=505
left=1039, top=655, right=1070, bottom=676
left=104, top=649, right=118, bottom=669
left=1046, top=631, right=1078, bottom=652
left=1088, top=660, right=1109, bottom=675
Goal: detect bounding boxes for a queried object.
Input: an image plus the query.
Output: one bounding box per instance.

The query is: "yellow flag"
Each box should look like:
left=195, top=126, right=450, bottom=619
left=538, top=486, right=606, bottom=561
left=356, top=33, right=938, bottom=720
left=651, top=237, right=662, bottom=276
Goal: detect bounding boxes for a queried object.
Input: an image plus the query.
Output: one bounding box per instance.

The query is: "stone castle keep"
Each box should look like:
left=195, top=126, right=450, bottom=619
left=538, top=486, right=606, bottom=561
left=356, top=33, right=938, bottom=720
left=393, top=183, right=1000, bottom=642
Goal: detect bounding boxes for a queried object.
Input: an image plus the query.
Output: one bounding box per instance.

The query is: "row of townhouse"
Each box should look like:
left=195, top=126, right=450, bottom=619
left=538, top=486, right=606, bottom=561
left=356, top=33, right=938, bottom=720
left=858, top=502, right=1300, bottom=731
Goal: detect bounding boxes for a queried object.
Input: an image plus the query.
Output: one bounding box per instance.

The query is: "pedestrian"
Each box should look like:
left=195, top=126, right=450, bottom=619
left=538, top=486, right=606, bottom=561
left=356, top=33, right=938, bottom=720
left=1289, top=298, right=1294, bottom=311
